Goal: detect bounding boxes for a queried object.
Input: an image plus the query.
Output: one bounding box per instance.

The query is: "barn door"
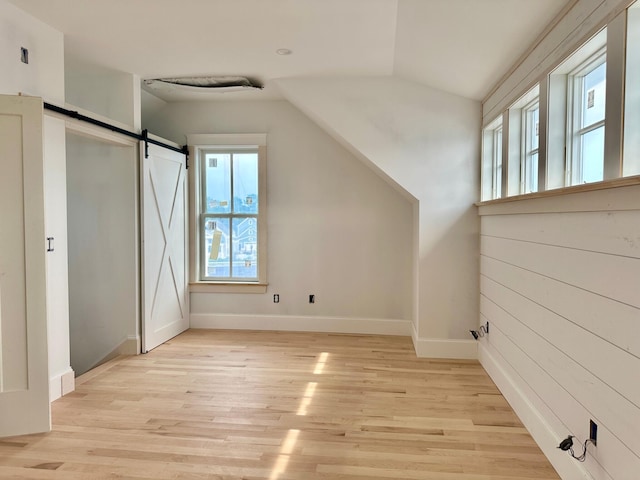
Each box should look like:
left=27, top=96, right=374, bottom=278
left=0, top=95, right=50, bottom=437
left=140, top=142, right=189, bottom=352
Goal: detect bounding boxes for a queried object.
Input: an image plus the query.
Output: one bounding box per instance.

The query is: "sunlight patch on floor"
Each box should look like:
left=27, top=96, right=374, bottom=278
left=270, top=352, right=330, bottom=479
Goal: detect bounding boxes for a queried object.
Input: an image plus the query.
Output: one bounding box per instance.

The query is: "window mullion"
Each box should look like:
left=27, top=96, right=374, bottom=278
left=200, top=212, right=207, bottom=279
left=565, top=70, right=580, bottom=185
left=200, top=155, right=208, bottom=279
left=604, top=11, right=626, bottom=180
left=577, top=119, right=605, bottom=136
left=229, top=153, right=235, bottom=278
left=520, top=108, right=527, bottom=193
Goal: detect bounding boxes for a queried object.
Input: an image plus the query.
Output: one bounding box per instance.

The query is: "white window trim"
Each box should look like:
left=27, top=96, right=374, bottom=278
left=506, top=83, right=540, bottom=196
left=187, top=134, right=267, bottom=293
left=478, top=8, right=640, bottom=206
left=624, top=4, right=640, bottom=176
left=565, top=49, right=606, bottom=186
left=521, top=98, right=540, bottom=194
left=492, top=126, right=503, bottom=199
left=481, top=115, right=504, bottom=201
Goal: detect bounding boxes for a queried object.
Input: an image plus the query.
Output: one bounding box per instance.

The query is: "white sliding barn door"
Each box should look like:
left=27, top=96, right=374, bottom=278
left=0, top=95, right=50, bottom=436
left=141, top=143, right=189, bottom=352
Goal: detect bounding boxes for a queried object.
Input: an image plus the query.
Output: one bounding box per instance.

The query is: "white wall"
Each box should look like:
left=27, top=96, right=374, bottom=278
left=65, top=59, right=141, bottom=130
left=66, top=133, right=139, bottom=376
left=143, top=99, right=414, bottom=333
left=480, top=1, right=640, bottom=478
left=141, top=89, right=167, bottom=127
left=43, top=115, right=73, bottom=400
left=274, top=76, right=480, bottom=358
left=0, top=0, right=71, bottom=398
left=1, top=0, right=145, bottom=388
left=0, top=0, right=64, bottom=104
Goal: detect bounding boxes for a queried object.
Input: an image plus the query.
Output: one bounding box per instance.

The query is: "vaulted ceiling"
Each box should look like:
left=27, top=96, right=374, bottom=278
left=9, top=0, right=572, bottom=101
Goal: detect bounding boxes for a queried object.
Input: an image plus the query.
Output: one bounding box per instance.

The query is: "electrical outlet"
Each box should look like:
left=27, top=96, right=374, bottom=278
left=589, top=420, right=598, bottom=446
left=309, top=294, right=315, bottom=304
left=273, top=294, right=279, bottom=303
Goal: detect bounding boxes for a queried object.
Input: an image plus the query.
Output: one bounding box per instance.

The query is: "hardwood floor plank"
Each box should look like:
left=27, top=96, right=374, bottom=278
left=0, top=329, right=560, bottom=479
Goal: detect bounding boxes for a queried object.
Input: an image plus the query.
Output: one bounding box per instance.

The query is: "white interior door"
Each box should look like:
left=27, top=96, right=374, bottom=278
left=0, top=95, right=50, bottom=437
left=141, top=142, right=189, bottom=352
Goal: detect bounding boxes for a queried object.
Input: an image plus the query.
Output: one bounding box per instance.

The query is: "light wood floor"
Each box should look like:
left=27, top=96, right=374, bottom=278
left=0, top=329, right=560, bottom=479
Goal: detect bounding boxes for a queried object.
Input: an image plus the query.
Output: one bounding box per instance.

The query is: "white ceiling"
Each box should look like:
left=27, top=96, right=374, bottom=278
left=9, top=0, right=571, bottom=101
left=394, top=0, right=572, bottom=100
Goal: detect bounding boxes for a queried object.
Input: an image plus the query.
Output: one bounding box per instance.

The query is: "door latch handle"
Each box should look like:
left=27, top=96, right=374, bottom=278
left=46, top=237, right=54, bottom=252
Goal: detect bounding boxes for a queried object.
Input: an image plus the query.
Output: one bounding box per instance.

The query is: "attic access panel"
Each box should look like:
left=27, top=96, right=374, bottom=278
left=143, top=76, right=263, bottom=94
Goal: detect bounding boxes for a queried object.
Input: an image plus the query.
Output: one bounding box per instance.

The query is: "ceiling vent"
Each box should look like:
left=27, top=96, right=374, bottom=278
left=143, top=76, right=263, bottom=94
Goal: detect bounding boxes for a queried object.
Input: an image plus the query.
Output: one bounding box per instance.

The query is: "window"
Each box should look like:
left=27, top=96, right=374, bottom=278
left=480, top=4, right=640, bottom=203
left=567, top=54, right=606, bottom=184
left=188, top=134, right=267, bottom=288
left=507, top=84, right=540, bottom=196
left=201, top=148, right=260, bottom=281
left=548, top=28, right=607, bottom=188
left=481, top=115, right=503, bottom=200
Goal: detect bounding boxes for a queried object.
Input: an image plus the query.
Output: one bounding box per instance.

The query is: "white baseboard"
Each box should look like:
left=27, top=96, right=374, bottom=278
left=479, top=343, right=592, bottom=480
left=190, top=314, right=412, bottom=336
left=191, top=315, right=478, bottom=359
left=85, top=335, right=140, bottom=375
left=410, top=323, right=478, bottom=359
left=49, top=367, right=75, bottom=402
left=117, top=335, right=140, bottom=355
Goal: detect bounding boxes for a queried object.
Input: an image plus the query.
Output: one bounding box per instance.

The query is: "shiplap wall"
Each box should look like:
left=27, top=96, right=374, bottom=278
left=478, top=184, right=640, bottom=480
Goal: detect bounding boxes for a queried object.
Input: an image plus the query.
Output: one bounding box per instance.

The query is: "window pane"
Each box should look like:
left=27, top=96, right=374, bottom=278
left=233, top=153, right=259, bottom=214
left=529, top=107, right=539, bottom=150
left=580, top=126, right=605, bottom=184
left=232, top=217, right=258, bottom=279
left=205, top=217, right=230, bottom=278
left=205, top=153, right=231, bottom=214
left=482, top=115, right=503, bottom=200
left=582, top=62, right=606, bottom=127
left=524, top=152, right=538, bottom=194
left=494, top=129, right=502, bottom=198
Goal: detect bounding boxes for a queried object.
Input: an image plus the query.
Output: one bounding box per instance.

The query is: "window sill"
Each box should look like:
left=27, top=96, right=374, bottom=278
left=476, top=175, right=640, bottom=207
left=189, top=282, right=268, bottom=294
left=477, top=175, right=640, bottom=216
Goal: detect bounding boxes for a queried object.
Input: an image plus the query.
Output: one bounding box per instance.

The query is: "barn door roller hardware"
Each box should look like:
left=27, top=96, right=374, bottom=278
left=43, top=103, right=189, bottom=167
left=141, top=129, right=189, bottom=167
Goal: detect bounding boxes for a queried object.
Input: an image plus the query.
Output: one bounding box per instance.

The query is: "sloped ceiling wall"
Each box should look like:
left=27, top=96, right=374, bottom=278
left=392, top=0, right=572, bottom=100
left=270, top=1, right=571, bottom=355
left=275, top=76, right=481, bottom=356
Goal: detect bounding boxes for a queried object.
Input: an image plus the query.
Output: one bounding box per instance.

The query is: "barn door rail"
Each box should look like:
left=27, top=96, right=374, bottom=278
left=43, top=102, right=189, bottom=166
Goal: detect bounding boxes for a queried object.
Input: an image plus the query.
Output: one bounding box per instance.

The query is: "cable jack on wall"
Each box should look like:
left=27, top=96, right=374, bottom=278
left=558, top=435, right=595, bottom=462
left=469, top=321, right=489, bottom=340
